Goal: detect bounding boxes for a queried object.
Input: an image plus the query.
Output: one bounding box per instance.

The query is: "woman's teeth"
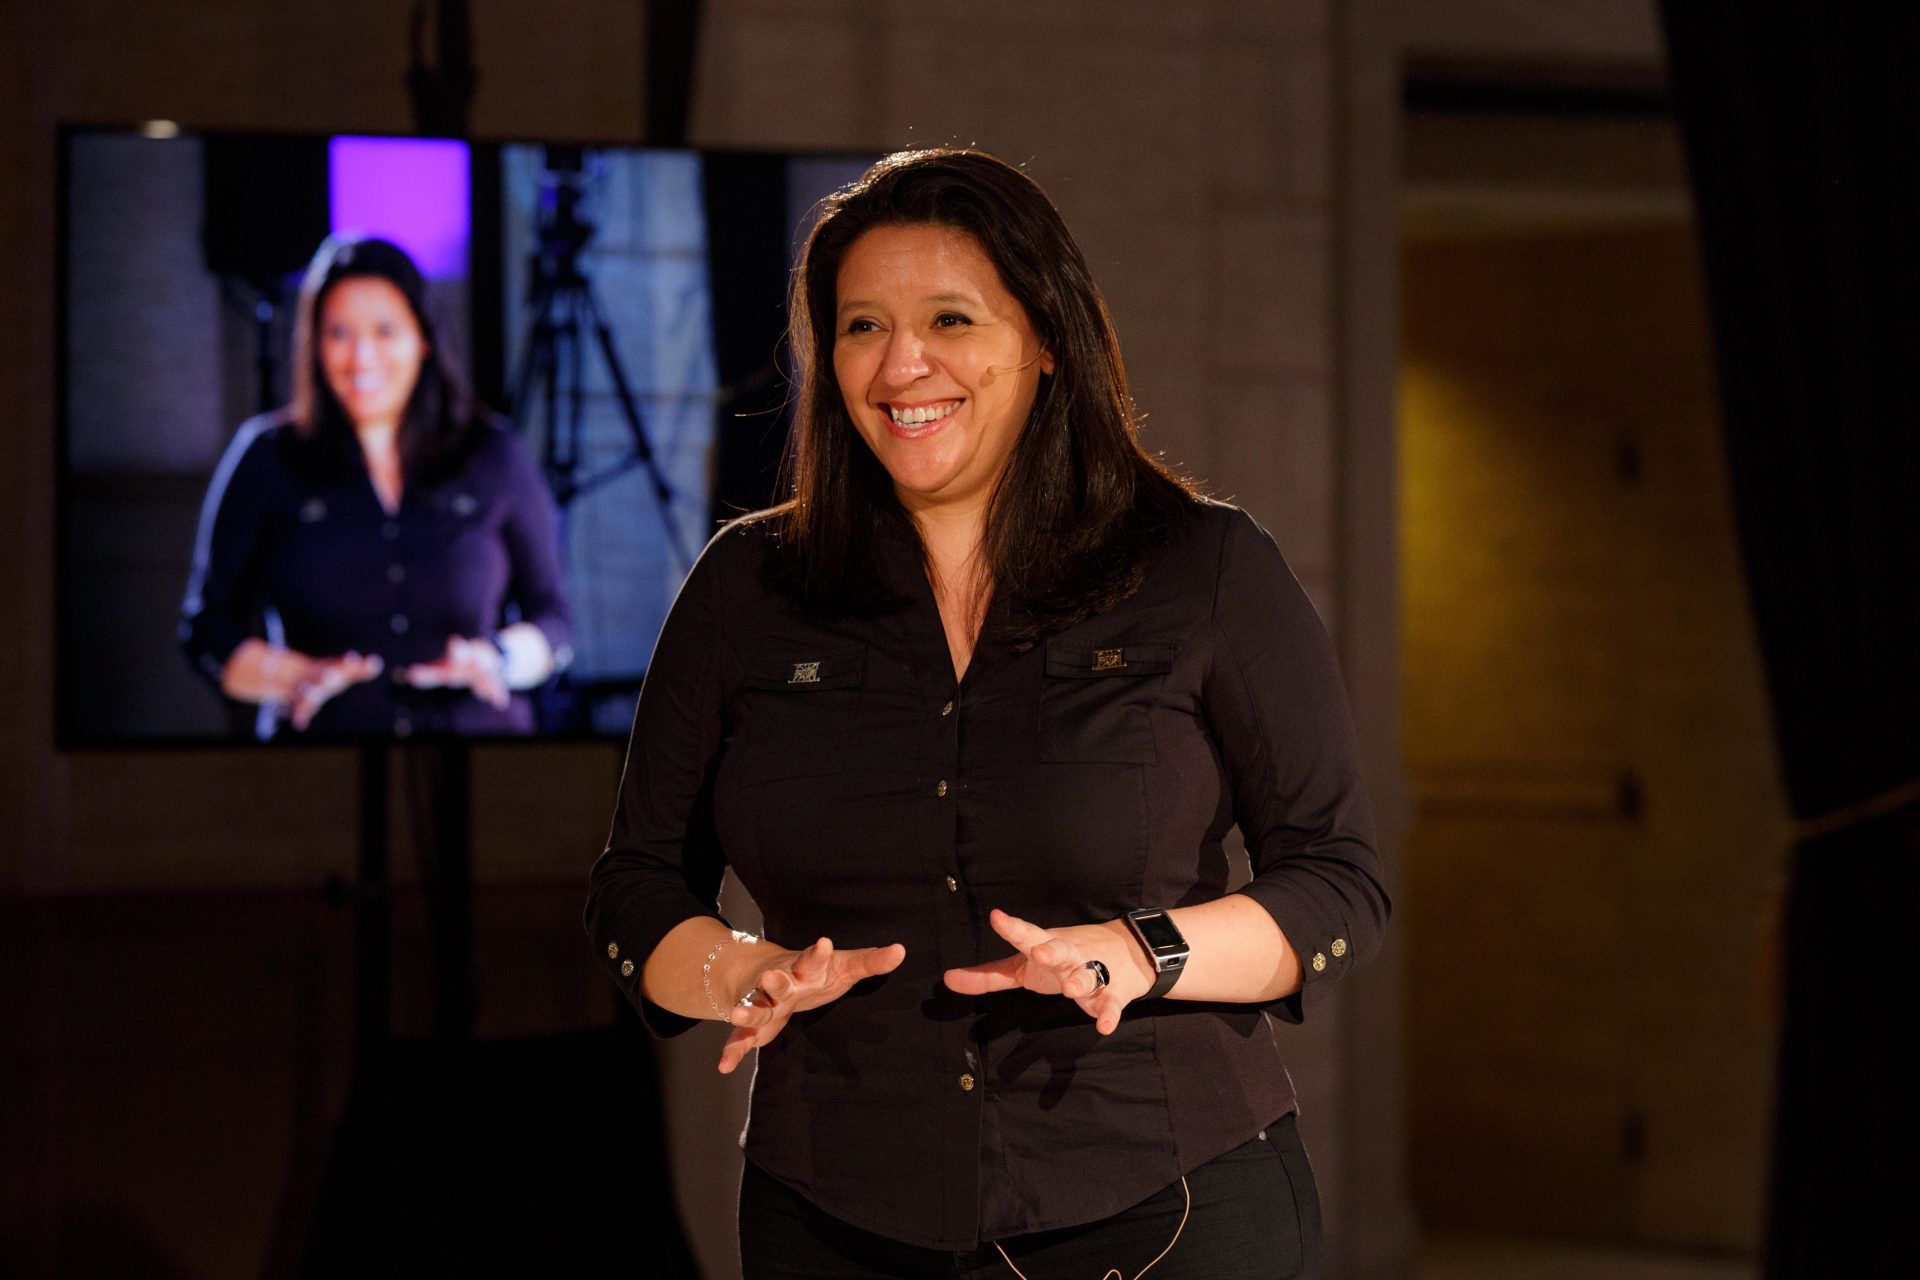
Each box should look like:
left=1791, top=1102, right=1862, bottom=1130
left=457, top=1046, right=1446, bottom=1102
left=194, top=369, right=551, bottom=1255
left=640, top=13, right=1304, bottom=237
left=888, top=401, right=959, bottom=426
left=352, top=374, right=386, bottom=393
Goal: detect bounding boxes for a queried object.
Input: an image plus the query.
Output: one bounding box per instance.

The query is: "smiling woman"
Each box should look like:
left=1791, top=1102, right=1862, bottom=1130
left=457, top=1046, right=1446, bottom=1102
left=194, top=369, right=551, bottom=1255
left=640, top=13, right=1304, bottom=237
left=832, top=223, right=1056, bottom=518
left=178, top=235, right=575, bottom=737
left=317, top=275, right=426, bottom=512
left=831, top=222, right=1058, bottom=673
left=585, top=148, right=1388, bottom=1279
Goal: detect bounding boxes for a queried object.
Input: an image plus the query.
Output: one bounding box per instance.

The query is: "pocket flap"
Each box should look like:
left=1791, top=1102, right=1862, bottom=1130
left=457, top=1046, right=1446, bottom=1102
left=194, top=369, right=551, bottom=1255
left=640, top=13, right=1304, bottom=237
left=1044, top=641, right=1176, bottom=678
left=742, top=648, right=866, bottom=690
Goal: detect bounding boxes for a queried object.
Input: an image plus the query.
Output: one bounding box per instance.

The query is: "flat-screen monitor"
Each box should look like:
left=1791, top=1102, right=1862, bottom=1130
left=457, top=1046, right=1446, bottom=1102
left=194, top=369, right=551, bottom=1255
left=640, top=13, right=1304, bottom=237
left=57, top=126, right=876, bottom=746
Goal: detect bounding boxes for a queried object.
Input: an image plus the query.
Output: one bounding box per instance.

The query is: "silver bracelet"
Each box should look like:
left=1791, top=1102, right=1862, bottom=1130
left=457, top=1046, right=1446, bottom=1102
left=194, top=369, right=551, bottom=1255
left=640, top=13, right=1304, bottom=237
left=702, top=929, right=762, bottom=1018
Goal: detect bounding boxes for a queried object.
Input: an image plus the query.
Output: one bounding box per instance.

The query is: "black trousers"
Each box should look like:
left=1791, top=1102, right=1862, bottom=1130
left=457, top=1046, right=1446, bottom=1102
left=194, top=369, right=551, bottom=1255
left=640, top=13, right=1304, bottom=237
left=738, top=1114, right=1323, bottom=1279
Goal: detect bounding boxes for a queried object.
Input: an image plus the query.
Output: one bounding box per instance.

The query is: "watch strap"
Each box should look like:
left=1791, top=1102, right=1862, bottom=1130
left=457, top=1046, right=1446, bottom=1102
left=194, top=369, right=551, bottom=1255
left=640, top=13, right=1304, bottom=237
left=1124, top=908, right=1189, bottom=999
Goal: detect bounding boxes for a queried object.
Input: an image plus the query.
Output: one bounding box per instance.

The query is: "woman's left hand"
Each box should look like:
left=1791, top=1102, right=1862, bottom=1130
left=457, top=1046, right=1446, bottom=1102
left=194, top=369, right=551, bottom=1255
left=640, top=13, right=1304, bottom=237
left=942, top=908, right=1155, bottom=1035
left=396, top=635, right=510, bottom=709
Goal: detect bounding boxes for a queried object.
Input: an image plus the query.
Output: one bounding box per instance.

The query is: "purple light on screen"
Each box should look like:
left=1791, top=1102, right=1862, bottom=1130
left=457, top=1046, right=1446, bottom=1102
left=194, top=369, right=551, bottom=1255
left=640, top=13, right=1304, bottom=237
left=328, top=136, right=470, bottom=278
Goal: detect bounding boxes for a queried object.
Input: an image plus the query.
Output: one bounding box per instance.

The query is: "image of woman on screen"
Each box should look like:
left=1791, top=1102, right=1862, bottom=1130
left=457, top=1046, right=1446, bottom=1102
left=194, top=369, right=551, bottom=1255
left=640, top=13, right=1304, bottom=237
left=586, top=150, right=1389, bottom=1277
left=180, top=234, right=574, bottom=738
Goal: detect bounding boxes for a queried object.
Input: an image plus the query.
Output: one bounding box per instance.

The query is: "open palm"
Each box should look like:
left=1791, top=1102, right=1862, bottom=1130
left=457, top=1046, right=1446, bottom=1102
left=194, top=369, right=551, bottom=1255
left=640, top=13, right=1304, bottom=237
left=718, top=937, right=907, bottom=1073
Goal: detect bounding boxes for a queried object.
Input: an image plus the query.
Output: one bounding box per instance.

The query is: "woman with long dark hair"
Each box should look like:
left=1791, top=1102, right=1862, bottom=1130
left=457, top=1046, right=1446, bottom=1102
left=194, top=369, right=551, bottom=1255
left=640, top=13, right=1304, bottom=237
left=587, top=149, right=1387, bottom=1277
left=181, top=235, right=572, bottom=736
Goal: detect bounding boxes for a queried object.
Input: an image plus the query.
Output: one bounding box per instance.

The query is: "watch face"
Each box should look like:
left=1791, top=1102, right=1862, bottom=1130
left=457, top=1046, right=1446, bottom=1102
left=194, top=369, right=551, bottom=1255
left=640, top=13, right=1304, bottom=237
left=1131, top=910, right=1185, bottom=953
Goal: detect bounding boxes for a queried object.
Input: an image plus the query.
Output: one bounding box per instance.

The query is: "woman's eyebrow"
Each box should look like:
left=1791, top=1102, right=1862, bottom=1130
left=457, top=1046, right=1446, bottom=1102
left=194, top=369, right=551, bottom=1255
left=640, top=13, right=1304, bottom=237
left=837, top=291, right=977, bottom=315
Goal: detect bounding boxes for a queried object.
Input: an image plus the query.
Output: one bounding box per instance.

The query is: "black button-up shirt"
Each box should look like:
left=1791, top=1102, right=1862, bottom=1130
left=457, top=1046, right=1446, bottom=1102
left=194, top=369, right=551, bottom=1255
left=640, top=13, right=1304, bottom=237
left=585, top=499, right=1388, bottom=1250
left=179, top=413, right=574, bottom=736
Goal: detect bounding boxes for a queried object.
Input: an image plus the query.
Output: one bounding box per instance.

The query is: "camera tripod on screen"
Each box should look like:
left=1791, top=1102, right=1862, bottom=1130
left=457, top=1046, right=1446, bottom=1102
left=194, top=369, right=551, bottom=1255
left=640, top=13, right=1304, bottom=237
left=509, top=146, right=695, bottom=571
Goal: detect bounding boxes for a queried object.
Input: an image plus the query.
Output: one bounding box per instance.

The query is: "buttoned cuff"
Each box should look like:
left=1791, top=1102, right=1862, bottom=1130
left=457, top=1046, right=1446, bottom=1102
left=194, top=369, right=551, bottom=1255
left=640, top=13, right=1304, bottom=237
left=1231, top=885, right=1359, bottom=1026
left=585, top=891, right=726, bottom=1038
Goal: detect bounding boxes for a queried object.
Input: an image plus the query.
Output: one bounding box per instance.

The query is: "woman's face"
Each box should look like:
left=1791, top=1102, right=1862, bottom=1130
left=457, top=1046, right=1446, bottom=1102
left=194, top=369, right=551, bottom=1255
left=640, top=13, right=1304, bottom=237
left=832, top=224, right=1054, bottom=518
left=318, top=277, right=427, bottom=431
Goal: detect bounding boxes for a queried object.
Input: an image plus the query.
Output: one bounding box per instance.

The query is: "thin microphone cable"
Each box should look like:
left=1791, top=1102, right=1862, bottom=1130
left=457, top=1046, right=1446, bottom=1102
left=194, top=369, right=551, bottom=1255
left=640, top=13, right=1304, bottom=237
left=991, top=1174, right=1191, bottom=1280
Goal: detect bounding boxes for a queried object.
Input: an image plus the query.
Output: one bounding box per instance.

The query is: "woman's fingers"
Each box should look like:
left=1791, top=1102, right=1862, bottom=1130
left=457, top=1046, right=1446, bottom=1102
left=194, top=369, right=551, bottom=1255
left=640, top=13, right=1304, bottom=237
left=445, top=637, right=511, bottom=707
left=717, top=1022, right=762, bottom=1074
left=992, top=909, right=1084, bottom=980
left=858, top=942, right=908, bottom=976
left=942, top=954, right=1027, bottom=995
left=290, top=669, right=345, bottom=729
left=289, top=654, right=385, bottom=728
left=342, top=652, right=384, bottom=682
left=473, top=668, right=510, bottom=709
left=758, top=965, right=794, bottom=1003
left=713, top=939, right=906, bottom=1073
left=396, top=660, right=452, bottom=688
left=988, top=908, right=1050, bottom=951
left=975, top=911, right=1138, bottom=1029
left=725, top=991, right=777, bottom=1025
left=749, top=938, right=907, bottom=1015
left=989, top=908, right=1077, bottom=980
left=398, top=639, right=497, bottom=697
left=786, top=939, right=905, bottom=998
left=790, top=937, right=832, bottom=985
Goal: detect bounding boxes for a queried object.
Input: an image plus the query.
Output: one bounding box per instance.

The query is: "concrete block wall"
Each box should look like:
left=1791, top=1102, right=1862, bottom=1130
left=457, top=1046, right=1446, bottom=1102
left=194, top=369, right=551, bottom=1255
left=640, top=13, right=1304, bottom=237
left=691, top=1, right=1344, bottom=602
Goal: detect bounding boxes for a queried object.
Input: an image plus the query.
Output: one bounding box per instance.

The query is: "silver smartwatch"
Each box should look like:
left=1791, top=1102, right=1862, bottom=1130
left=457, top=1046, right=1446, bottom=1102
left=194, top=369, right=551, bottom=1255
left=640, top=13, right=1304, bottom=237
left=1123, top=908, right=1190, bottom=999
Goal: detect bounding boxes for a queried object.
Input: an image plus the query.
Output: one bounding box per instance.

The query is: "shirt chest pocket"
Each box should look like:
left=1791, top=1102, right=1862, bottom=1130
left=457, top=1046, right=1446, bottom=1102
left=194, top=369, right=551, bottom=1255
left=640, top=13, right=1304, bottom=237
left=728, top=648, right=867, bottom=785
left=1039, top=641, right=1177, bottom=765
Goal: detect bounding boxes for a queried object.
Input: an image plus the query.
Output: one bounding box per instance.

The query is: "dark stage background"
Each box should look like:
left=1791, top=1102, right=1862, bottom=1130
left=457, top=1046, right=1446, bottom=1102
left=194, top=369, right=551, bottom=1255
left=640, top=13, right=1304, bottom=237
left=7, top=1, right=1905, bottom=1276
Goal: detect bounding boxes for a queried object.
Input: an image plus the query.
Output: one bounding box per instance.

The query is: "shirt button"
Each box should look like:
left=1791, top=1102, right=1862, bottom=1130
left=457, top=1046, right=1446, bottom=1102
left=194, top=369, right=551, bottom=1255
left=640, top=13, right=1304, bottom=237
left=959, top=1073, right=975, bottom=1092
left=388, top=563, right=406, bottom=584
left=620, top=959, right=635, bottom=977
left=607, top=942, right=620, bottom=960
left=390, top=613, right=409, bottom=635
left=935, top=779, right=948, bottom=798
left=382, top=521, right=400, bottom=541
left=1311, top=952, right=1327, bottom=973
left=940, top=700, right=954, bottom=716
left=394, top=715, right=412, bottom=738
left=945, top=876, right=959, bottom=893
left=1330, top=938, right=1348, bottom=958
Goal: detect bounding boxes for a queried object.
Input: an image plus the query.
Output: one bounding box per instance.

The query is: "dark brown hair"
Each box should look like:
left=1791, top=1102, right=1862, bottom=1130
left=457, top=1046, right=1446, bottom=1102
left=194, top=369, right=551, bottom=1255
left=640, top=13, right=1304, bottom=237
left=287, top=234, right=479, bottom=481
left=775, top=148, right=1195, bottom=640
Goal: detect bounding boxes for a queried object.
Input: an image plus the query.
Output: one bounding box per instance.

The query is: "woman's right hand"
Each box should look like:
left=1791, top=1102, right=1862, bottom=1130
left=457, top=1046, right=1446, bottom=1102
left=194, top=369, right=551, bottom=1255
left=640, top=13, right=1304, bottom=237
left=718, top=938, right=907, bottom=1074
left=220, top=638, right=384, bottom=730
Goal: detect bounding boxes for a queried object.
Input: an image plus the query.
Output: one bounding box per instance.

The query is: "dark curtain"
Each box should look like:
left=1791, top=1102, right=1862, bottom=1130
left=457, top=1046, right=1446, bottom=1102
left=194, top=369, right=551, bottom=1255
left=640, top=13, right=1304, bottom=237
left=1661, top=5, right=1920, bottom=1276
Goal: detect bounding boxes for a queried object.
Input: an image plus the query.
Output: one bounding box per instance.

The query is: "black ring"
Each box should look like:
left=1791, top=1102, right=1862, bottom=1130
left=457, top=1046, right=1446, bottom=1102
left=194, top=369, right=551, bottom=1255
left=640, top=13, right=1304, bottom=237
left=1083, top=960, right=1111, bottom=992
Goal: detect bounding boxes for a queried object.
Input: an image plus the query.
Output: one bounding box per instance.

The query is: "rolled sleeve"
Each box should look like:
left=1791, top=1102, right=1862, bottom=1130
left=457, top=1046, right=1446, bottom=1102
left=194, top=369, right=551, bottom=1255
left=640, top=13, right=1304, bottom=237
left=584, top=522, right=748, bottom=1035
left=1203, top=508, right=1391, bottom=1024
